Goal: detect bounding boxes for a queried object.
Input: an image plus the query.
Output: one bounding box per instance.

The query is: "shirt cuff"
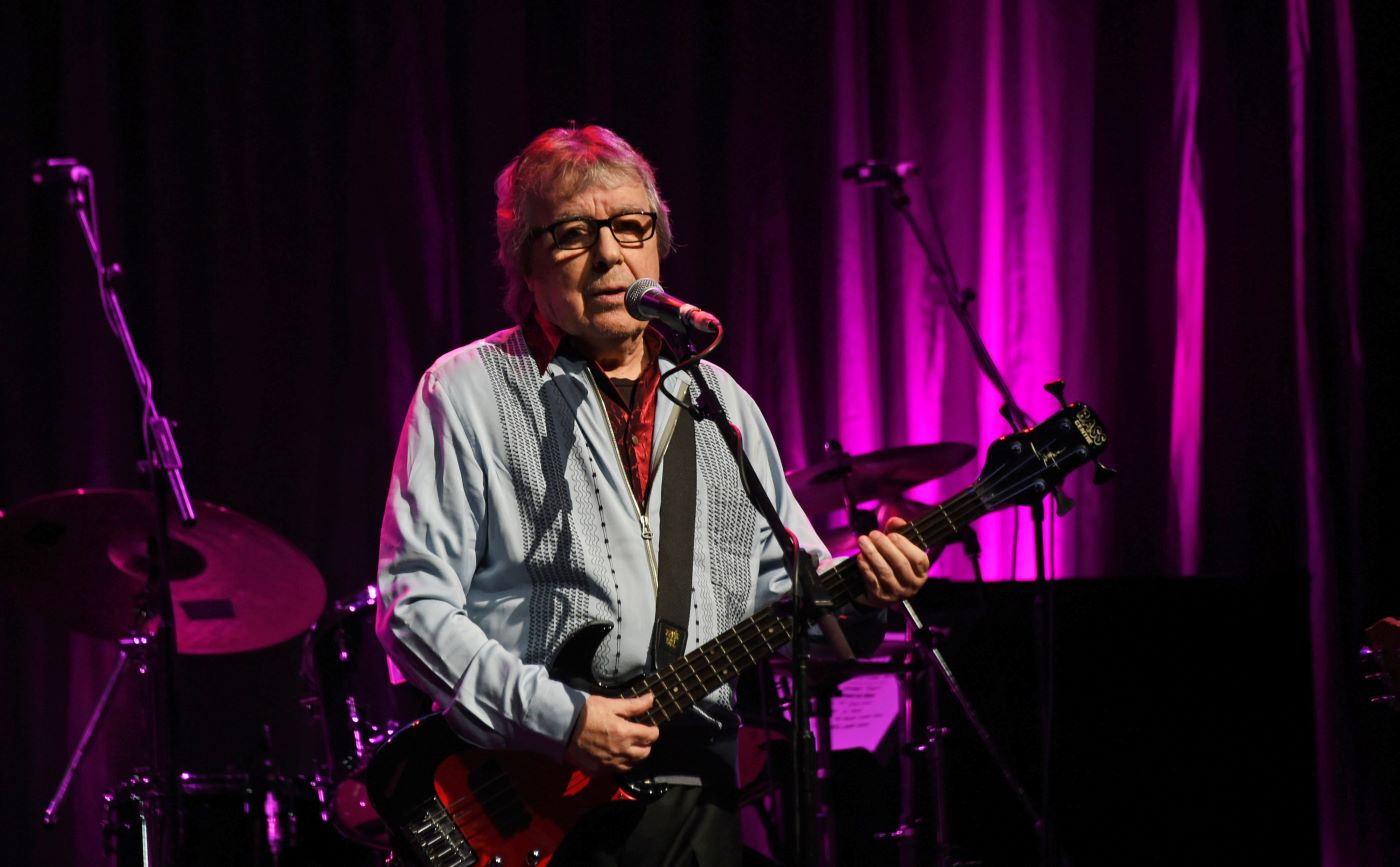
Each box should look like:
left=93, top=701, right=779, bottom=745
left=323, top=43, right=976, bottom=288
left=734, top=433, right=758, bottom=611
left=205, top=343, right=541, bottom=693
left=514, top=678, right=589, bottom=760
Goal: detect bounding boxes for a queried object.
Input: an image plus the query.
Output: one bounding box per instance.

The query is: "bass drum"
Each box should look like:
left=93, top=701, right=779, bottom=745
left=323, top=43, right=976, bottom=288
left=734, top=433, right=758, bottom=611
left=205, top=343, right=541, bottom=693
left=302, top=585, right=427, bottom=849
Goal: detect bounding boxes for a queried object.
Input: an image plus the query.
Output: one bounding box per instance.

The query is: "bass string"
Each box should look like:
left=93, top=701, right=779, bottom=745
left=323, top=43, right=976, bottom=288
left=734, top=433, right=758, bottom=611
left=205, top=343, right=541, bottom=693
left=623, top=443, right=1072, bottom=720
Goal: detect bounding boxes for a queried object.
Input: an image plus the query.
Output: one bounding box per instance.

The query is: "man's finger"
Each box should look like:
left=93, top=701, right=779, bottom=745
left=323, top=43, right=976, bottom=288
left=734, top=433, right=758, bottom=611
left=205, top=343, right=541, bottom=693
left=616, top=692, right=655, bottom=714
left=857, top=534, right=893, bottom=578
left=857, top=558, right=895, bottom=604
left=857, top=537, right=893, bottom=597
left=868, top=530, right=929, bottom=583
left=887, top=533, right=931, bottom=582
left=619, top=718, right=661, bottom=744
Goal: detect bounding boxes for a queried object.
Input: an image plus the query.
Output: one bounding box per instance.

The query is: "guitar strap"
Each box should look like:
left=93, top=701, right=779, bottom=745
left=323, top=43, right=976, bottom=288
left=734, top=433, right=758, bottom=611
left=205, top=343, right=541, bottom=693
left=651, top=396, right=696, bottom=671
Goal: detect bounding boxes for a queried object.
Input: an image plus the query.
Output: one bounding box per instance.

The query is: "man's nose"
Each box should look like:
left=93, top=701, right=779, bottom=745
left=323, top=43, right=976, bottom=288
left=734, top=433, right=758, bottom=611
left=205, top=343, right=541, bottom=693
left=591, top=227, right=624, bottom=272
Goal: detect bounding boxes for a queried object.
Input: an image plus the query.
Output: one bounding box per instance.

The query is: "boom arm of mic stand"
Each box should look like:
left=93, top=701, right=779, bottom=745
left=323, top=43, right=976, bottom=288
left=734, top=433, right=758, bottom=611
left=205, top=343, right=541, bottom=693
left=883, top=177, right=1032, bottom=432
left=67, top=178, right=196, bottom=527
left=77, top=207, right=198, bottom=526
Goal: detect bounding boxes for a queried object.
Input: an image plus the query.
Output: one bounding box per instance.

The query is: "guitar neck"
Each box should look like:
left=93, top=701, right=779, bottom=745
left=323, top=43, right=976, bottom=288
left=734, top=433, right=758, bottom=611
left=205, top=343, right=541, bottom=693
left=624, top=482, right=991, bottom=724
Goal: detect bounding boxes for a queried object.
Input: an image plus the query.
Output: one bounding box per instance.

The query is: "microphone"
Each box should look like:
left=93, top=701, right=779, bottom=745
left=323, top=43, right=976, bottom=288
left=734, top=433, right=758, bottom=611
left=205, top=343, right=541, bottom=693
left=839, top=159, right=920, bottom=186
left=30, top=158, right=90, bottom=187
left=624, top=278, right=721, bottom=334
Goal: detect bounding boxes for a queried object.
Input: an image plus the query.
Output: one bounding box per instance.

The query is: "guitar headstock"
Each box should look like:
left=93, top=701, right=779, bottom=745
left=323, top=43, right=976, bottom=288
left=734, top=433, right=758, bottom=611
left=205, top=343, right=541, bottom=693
left=977, top=402, right=1110, bottom=509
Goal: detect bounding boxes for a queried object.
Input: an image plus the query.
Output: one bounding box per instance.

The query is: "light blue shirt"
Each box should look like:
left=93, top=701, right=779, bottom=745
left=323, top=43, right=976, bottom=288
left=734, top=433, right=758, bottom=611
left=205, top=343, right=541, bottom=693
left=376, top=327, right=828, bottom=759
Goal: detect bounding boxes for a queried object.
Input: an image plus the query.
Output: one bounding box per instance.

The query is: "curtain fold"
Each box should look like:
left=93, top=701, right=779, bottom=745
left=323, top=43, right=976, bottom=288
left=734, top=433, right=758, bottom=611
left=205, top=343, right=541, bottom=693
left=1289, top=0, right=1369, bottom=862
left=1170, top=0, right=1205, bottom=575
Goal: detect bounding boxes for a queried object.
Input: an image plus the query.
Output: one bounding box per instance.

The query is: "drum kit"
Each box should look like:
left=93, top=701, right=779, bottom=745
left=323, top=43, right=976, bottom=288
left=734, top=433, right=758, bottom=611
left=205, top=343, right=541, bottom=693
left=0, top=488, right=419, bottom=864
left=1, top=439, right=977, bottom=864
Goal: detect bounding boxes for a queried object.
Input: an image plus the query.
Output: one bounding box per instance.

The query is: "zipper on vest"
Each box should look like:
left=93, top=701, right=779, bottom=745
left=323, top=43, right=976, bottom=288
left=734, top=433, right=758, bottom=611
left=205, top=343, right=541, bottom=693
left=585, top=373, right=672, bottom=596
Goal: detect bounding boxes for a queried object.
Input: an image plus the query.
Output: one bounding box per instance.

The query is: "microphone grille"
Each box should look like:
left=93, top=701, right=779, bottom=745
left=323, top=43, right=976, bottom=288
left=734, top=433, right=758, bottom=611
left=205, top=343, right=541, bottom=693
left=624, top=278, right=662, bottom=320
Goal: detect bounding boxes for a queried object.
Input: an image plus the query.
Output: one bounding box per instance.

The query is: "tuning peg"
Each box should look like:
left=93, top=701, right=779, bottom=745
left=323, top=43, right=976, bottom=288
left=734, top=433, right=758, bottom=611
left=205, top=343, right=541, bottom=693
left=1093, top=460, right=1118, bottom=485
left=1044, top=380, right=1069, bottom=409
left=998, top=403, right=1020, bottom=431
left=1052, top=488, right=1075, bottom=516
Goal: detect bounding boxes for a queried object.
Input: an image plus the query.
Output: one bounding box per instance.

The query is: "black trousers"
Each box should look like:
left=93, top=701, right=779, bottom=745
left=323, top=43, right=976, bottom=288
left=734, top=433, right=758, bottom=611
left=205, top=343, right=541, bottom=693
left=552, top=782, right=741, bottom=867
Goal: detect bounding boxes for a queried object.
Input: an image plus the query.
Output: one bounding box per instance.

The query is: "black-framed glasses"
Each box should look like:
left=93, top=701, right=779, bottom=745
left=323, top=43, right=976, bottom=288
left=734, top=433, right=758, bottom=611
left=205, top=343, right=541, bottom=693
left=529, top=211, right=658, bottom=250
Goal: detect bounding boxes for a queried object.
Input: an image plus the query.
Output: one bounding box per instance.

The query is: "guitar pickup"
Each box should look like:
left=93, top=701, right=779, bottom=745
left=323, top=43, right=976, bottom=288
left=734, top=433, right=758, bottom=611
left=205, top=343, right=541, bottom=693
left=470, top=758, right=532, bottom=837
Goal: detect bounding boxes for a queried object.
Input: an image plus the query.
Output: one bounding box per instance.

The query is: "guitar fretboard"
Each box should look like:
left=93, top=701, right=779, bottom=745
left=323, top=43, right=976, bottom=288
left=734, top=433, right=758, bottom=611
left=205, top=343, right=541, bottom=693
left=623, top=483, right=994, bottom=724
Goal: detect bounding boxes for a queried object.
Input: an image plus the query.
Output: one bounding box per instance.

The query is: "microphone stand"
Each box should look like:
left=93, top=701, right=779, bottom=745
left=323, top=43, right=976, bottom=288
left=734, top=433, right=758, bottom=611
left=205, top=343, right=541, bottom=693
left=34, top=160, right=196, bottom=866
left=848, top=166, right=1065, bottom=865
left=661, top=331, right=853, bottom=867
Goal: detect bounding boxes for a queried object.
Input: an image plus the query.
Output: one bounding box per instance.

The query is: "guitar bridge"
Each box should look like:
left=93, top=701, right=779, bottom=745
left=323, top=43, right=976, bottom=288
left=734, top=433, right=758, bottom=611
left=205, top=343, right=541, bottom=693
left=401, top=797, right=478, bottom=866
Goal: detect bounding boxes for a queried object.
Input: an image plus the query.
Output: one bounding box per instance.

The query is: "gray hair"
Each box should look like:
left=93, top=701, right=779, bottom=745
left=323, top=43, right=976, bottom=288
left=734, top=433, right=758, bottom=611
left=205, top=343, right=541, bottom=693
left=495, top=125, right=673, bottom=322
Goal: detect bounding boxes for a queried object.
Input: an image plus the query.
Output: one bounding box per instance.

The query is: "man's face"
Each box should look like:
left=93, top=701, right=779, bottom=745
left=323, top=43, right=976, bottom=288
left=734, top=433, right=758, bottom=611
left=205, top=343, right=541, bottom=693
left=524, top=178, right=661, bottom=350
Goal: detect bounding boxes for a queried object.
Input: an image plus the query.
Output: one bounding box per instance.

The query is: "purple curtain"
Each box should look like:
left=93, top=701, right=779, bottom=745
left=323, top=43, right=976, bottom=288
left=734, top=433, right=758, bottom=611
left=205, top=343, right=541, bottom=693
left=1, top=1, right=1389, bottom=863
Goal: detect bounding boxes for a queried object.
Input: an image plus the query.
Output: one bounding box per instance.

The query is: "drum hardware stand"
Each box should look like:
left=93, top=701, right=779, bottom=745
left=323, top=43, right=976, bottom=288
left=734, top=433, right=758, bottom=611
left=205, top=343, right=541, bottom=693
left=809, top=664, right=846, bottom=866
left=899, top=602, right=1046, bottom=865
left=875, top=618, right=944, bottom=867
left=103, top=769, right=163, bottom=866
left=294, top=690, right=343, bottom=829
left=253, top=722, right=300, bottom=865
left=32, top=158, right=198, bottom=866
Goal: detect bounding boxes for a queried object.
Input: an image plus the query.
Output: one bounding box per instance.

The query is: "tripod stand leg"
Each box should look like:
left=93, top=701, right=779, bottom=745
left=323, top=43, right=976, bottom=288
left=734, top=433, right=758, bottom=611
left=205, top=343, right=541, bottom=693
left=43, top=645, right=135, bottom=825
left=900, top=601, right=1048, bottom=862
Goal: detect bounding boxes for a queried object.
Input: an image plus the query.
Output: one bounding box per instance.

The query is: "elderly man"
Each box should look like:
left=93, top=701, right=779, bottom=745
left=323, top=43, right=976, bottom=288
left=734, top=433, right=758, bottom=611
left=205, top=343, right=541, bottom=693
left=376, top=125, right=931, bottom=864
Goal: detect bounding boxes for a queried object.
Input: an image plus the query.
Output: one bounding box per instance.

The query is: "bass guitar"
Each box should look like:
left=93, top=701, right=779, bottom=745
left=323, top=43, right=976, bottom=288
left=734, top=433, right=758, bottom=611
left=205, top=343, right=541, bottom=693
left=366, top=401, right=1110, bottom=867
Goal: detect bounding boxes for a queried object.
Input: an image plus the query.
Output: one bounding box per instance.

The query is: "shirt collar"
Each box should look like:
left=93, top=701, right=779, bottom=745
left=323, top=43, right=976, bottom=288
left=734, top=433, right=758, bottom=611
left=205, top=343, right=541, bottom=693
left=521, top=304, right=678, bottom=375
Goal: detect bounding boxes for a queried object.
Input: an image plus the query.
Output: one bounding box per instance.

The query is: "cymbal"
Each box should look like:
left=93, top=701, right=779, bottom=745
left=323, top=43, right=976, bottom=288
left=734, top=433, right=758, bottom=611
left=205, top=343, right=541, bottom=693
left=787, top=441, right=977, bottom=515
left=0, top=488, right=326, bottom=654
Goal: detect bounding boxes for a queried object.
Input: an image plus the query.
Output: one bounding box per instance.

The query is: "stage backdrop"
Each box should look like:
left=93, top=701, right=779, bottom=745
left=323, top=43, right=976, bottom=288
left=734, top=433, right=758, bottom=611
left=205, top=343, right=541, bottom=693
left=2, top=2, right=1394, bottom=865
